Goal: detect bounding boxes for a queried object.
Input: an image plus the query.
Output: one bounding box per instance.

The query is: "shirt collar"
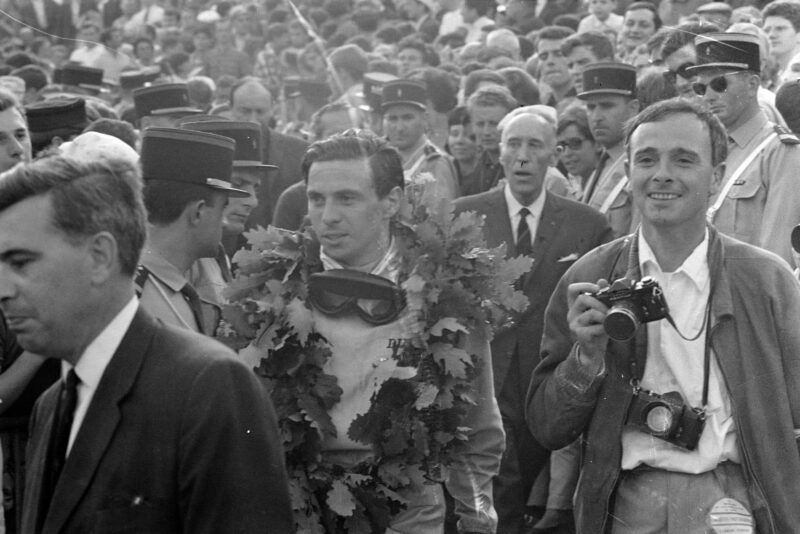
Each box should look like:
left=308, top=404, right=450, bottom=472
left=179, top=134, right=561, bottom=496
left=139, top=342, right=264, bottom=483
left=504, top=181, right=546, bottom=221
left=727, top=110, right=767, bottom=149
left=139, top=248, right=189, bottom=292
left=320, top=237, right=400, bottom=282
left=64, top=297, right=139, bottom=387
left=638, top=230, right=710, bottom=292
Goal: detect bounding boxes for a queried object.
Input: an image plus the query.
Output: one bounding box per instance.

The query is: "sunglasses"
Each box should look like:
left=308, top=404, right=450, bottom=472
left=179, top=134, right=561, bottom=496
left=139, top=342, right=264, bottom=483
left=308, top=269, right=407, bottom=326
left=663, top=62, right=695, bottom=84
left=556, top=137, right=586, bottom=152
left=691, top=71, right=745, bottom=96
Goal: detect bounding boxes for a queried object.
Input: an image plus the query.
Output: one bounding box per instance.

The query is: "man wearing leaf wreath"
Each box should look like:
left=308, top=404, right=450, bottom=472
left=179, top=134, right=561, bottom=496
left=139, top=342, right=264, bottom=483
left=232, top=129, right=506, bottom=533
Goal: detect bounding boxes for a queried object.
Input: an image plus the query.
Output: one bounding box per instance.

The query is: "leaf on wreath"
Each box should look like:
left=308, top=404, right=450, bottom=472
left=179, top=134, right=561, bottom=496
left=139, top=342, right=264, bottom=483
left=230, top=247, right=264, bottom=270
left=430, top=343, right=469, bottom=379
left=297, top=392, right=338, bottom=439
left=327, top=479, right=356, bottom=517
left=312, top=373, right=343, bottom=409
left=414, top=382, right=439, bottom=409
left=242, top=225, right=293, bottom=254
left=496, top=253, right=534, bottom=284
left=287, top=297, right=314, bottom=344
left=252, top=321, right=281, bottom=352
left=429, top=317, right=468, bottom=337
left=375, top=483, right=409, bottom=505
left=448, top=210, right=484, bottom=242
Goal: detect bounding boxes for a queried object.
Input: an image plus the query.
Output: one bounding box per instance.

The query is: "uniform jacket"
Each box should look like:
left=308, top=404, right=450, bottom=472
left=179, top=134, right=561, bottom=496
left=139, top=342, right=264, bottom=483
left=583, top=152, right=632, bottom=240
left=247, top=127, right=309, bottom=230
left=527, top=227, right=800, bottom=534
left=712, top=110, right=800, bottom=265
left=454, top=188, right=613, bottom=401
left=22, top=308, right=293, bottom=534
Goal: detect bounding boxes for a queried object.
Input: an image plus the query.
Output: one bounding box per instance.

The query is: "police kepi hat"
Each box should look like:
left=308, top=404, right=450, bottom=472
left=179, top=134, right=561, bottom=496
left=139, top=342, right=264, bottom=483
left=362, top=71, right=398, bottom=112
left=140, top=128, right=249, bottom=197
left=381, top=79, right=427, bottom=112
left=133, top=83, right=201, bottom=118
left=26, top=97, right=87, bottom=135
left=578, top=62, right=637, bottom=99
left=687, top=33, right=760, bottom=73
left=60, top=64, right=104, bottom=91
left=181, top=120, right=277, bottom=171
left=119, top=70, right=147, bottom=90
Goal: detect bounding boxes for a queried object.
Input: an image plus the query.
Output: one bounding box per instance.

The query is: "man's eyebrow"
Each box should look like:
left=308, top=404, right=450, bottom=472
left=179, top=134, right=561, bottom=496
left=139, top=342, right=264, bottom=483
left=671, top=147, right=700, bottom=159
left=0, top=248, right=39, bottom=261
left=632, top=146, right=658, bottom=157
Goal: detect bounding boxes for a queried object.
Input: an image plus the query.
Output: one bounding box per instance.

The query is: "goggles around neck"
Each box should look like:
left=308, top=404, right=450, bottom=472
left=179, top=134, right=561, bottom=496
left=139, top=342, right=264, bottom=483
left=308, top=269, right=407, bottom=326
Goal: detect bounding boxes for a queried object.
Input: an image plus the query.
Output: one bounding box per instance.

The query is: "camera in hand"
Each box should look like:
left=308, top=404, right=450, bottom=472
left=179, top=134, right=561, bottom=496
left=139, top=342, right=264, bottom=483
left=591, top=277, right=669, bottom=341
left=626, top=387, right=706, bottom=451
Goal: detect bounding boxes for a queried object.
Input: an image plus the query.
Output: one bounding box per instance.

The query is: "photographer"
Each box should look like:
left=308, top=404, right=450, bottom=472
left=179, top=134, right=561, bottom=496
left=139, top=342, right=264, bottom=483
left=527, top=98, right=800, bottom=533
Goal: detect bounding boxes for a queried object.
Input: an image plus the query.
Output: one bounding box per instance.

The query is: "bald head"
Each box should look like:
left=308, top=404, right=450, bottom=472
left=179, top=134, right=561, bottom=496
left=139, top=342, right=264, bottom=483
left=231, top=79, right=273, bottom=129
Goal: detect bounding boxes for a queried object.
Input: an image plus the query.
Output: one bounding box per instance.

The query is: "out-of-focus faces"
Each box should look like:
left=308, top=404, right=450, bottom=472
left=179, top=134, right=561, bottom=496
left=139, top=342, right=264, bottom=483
left=448, top=122, right=479, bottom=163
left=469, top=104, right=508, bottom=153
left=621, top=8, right=656, bottom=50
left=383, top=104, right=427, bottom=152
left=566, top=45, right=601, bottom=93
left=557, top=124, right=598, bottom=179
left=538, top=38, right=572, bottom=89
left=0, top=107, right=31, bottom=173
left=223, top=169, right=260, bottom=235
left=764, top=15, right=799, bottom=58
left=397, top=47, right=425, bottom=76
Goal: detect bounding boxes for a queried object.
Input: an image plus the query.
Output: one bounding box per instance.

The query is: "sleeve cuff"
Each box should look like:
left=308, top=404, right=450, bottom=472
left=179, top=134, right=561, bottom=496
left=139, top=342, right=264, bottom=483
left=555, top=344, right=606, bottom=394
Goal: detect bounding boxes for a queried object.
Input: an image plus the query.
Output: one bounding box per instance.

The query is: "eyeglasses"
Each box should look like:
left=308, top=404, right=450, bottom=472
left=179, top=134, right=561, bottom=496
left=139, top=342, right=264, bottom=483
left=557, top=137, right=586, bottom=152
left=691, top=71, right=744, bottom=96
left=663, top=61, right=695, bottom=85
left=308, top=269, right=407, bottom=326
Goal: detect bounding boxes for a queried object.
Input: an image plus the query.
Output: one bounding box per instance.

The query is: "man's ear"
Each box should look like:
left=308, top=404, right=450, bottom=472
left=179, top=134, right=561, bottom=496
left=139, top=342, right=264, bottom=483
left=627, top=98, right=641, bottom=117
left=87, top=231, right=119, bottom=284
left=185, top=199, right=206, bottom=227
left=382, top=185, right=403, bottom=219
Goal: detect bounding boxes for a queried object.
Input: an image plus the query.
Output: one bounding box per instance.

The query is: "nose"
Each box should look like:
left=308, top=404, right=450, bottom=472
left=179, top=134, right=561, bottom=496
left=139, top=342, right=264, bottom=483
left=0, top=266, right=17, bottom=302
left=320, top=199, right=341, bottom=225
left=7, top=137, right=23, bottom=159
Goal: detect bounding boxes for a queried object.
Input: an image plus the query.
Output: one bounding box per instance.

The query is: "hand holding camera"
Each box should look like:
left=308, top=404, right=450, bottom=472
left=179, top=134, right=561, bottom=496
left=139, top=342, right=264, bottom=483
left=566, top=279, right=611, bottom=368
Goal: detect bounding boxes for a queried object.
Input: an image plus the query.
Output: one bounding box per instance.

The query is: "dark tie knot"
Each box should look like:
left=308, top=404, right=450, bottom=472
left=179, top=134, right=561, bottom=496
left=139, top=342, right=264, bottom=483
left=519, top=207, right=531, bottom=218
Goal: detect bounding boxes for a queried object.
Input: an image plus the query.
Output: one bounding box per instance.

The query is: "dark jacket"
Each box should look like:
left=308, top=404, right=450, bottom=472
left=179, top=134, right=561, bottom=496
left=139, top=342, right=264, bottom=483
left=22, top=308, right=293, bottom=534
left=527, top=227, right=800, bottom=533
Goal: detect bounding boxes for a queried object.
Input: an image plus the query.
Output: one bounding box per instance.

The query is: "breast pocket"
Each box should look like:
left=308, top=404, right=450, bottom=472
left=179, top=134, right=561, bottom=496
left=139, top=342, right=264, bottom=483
left=726, top=176, right=763, bottom=241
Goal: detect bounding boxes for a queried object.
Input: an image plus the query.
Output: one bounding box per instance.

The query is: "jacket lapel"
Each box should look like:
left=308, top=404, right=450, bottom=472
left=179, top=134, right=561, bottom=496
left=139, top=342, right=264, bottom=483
left=481, top=189, right=514, bottom=255
left=43, top=309, right=156, bottom=534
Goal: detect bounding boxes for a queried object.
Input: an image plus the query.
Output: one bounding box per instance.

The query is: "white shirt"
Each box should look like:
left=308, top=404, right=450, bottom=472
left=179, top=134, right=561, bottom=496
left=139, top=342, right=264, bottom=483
left=65, top=297, right=139, bottom=456
left=621, top=231, right=740, bottom=473
left=504, top=182, right=545, bottom=248
left=576, top=13, right=623, bottom=35
left=464, top=16, right=493, bottom=43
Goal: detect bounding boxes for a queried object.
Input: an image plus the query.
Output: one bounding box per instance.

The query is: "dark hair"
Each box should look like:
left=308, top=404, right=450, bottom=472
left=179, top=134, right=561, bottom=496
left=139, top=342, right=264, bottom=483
left=266, top=22, right=289, bottom=41
left=11, top=65, right=48, bottom=92
left=536, top=25, right=575, bottom=44
left=309, top=101, right=354, bottom=139
left=557, top=105, right=594, bottom=140
left=763, top=1, right=800, bottom=31
left=553, top=14, right=580, bottom=31
left=165, top=51, right=190, bottom=74
left=397, top=36, right=427, bottom=58
left=463, top=68, right=506, bottom=100
left=0, top=157, right=146, bottom=276
left=624, top=97, right=727, bottom=167
left=660, top=21, right=721, bottom=59
left=499, top=66, right=540, bottom=105
left=464, top=0, right=493, bottom=17
left=83, top=118, right=137, bottom=149
left=406, top=67, right=458, bottom=113
left=0, top=88, right=25, bottom=120
left=561, top=31, right=614, bottom=61
left=448, top=105, right=471, bottom=127
left=302, top=129, right=404, bottom=198
left=367, top=59, right=399, bottom=75
left=192, top=25, right=214, bottom=40
left=375, top=25, right=402, bottom=44
left=4, top=52, right=36, bottom=69
left=625, top=2, right=661, bottom=30
left=143, top=180, right=221, bottom=225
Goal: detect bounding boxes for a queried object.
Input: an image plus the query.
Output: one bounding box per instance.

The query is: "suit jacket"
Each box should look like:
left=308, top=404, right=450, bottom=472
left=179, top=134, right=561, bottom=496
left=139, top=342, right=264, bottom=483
left=22, top=309, right=293, bottom=534
left=247, top=127, right=309, bottom=231
left=18, top=0, right=61, bottom=35
left=454, top=189, right=613, bottom=414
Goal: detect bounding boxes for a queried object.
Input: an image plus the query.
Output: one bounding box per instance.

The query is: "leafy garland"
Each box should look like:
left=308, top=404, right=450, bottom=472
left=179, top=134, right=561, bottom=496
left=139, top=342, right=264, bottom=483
left=220, top=181, right=532, bottom=533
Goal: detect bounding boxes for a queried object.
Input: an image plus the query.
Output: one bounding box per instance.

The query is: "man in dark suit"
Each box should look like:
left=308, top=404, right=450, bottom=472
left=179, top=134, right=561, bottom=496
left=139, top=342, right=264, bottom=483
left=0, top=156, right=292, bottom=534
left=17, top=0, right=61, bottom=36
left=229, top=77, right=308, bottom=233
left=454, top=112, right=612, bottom=534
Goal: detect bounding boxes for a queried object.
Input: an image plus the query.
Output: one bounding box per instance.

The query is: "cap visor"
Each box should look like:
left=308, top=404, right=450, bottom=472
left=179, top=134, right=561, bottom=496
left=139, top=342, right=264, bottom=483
left=685, top=62, right=750, bottom=73
left=381, top=101, right=427, bottom=112
left=577, top=89, right=634, bottom=99
left=151, top=107, right=204, bottom=116
left=233, top=160, right=278, bottom=170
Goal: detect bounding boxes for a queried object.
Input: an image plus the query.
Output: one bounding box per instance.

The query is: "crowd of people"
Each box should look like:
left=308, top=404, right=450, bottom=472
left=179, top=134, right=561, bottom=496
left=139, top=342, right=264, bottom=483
left=0, top=0, right=798, bottom=531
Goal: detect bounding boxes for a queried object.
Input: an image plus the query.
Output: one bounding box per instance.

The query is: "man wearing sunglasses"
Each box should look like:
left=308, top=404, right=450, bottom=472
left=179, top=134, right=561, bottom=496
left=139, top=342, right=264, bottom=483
left=303, top=130, right=504, bottom=533
left=688, top=32, right=800, bottom=266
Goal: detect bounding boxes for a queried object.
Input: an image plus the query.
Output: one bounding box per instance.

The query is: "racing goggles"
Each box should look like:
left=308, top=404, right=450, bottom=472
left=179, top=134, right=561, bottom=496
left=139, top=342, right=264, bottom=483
left=308, top=269, right=407, bottom=326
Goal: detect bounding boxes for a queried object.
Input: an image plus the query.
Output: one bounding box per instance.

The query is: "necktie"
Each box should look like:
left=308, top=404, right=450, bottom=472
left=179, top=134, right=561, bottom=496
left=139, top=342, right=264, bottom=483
left=516, top=207, right=533, bottom=256
left=42, top=369, right=80, bottom=507
left=180, top=282, right=206, bottom=335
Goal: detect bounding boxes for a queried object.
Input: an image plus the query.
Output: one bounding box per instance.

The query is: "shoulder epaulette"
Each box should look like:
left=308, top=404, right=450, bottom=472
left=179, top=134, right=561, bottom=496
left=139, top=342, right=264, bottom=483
left=774, top=124, right=800, bottom=145
left=134, top=265, right=150, bottom=298
left=423, top=143, right=443, bottom=158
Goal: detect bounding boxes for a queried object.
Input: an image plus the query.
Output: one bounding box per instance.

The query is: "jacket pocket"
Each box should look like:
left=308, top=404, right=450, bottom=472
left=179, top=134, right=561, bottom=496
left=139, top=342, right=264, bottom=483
left=94, top=502, right=175, bottom=533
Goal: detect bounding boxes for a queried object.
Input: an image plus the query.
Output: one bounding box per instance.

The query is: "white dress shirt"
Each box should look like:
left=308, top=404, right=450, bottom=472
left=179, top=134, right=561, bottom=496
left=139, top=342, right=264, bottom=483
left=621, top=231, right=740, bottom=473
left=504, top=182, right=545, bottom=249
left=65, top=296, right=138, bottom=456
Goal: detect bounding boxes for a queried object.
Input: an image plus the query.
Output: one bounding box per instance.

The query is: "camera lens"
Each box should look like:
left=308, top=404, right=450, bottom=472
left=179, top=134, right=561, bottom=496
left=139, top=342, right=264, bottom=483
left=603, top=303, right=640, bottom=341
left=645, top=405, right=673, bottom=434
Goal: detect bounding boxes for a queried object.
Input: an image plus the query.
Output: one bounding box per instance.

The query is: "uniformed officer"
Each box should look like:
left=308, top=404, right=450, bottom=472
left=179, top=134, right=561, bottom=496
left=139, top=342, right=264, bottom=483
left=25, top=97, right=88, bottom=156
left=136, top=128, right=248, bottom=335
left=689, top=32, right=800, bottom=266
left=181, top=119, right=276, bottom=323
left=578, top=62, right=640, bottom=239
left=133, top=83, right=202, bottom=130
left=381, top=79, right=460, bottom=200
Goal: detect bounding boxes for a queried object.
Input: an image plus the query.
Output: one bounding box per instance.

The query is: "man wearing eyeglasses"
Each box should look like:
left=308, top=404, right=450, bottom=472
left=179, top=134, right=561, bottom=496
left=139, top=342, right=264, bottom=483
left=689, top=32, right=800, bottom=266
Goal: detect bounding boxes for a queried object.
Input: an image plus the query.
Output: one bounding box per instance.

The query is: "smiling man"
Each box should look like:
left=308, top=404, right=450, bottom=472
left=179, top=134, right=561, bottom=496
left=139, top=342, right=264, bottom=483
left=528, top=97, right=800, bottom=534
left=454, top=112, right=611, bottom=533
left=689, top=32, right=800, bottom=265
left=579, top=62, right=640, bottom=238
